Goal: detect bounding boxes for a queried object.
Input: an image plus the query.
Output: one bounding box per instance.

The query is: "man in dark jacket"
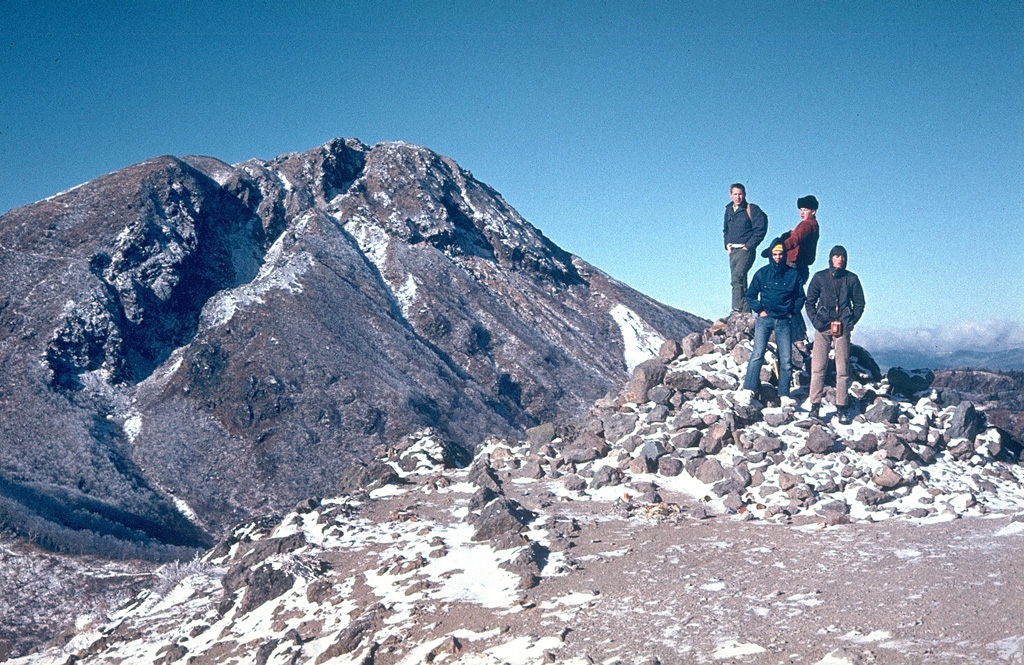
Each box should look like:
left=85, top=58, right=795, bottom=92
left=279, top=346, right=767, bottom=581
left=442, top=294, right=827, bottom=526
left=804, top=245, right=866, bottom=423
left=742, top=239, right=805, bottom=402
left=723, top=183, right=768, bottom=313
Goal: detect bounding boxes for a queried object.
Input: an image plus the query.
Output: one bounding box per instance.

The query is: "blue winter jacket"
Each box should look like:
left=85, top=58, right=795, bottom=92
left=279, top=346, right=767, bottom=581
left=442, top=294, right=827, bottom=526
left=746, top=257, right=806, bottom=319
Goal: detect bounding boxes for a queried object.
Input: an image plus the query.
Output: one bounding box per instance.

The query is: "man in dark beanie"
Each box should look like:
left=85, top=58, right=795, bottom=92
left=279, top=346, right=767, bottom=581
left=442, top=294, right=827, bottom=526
left=780, top=195, right=821, bottom=345
left=722, top=183, right=768, bottom=313
left=804, top=245, right=866, bottom=423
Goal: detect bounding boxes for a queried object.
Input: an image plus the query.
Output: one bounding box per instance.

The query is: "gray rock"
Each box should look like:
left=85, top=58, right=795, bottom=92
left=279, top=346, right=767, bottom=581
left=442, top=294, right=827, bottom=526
left=516, top=460, right=545, bottom=480
left=872, top=466, right=904, bottom=489
left=764, top=411, right=791, bottom=427
left=624, top=359, right=668, bottom=403
left=680, top=332, right=702, bottom=358
left=629, top=456, right=656, bottom=474
left=915, top=444, right=938, bottom=464
left=730, top=344, right=751, bottom=366
left=670, top=428, right=702, bottom=449
left=886, top=366, right=934, bottom=395
left=699, top=423, right=730, bottom=455
left=603, top=412, right=639, bottom=443
left=882, top=440, right=913, bottom=462
left=647, top=404, right=670, bottom=423
left=672, top=405, right=705, bottom=428
left=778, top=471, right=802, bottom=491
left=641, top=439, right=668, bottom=462
left=946, top=401, right=986, bottom=442
left=730, top=464, right=753, bottom=488
left=694, top=459, right=727, bottom=484
left=664, top=370, right=708, bottom=393
left=562, top=475, right=587, bottom=492
left=847, top=433, right=878, bottom=453
left=471, top=498, right=534, bottom=541
left=527, top=423, right=556, bottom=451
left=754, top=436, right=784, bottom=453
left=657, top=456, right=683, bottom=477
left=805, top=425, right=835, bottom=454
left=647, top=385, right=672, bottom=405
left=658, top=339, right=682, bottom=362
left=865, top=401, right=901, bottom=424
left=723, top=492, right=745, bottom=511
left=590, top=466, right=623, bottom=489
left=820, top=500, right=850, bottom=515
left=856, top=486, right=889, bottom=505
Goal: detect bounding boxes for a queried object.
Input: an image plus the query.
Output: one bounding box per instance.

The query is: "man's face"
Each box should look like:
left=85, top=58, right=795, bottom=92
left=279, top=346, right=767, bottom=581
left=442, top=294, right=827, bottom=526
left=771, top=249, right=784, bottom=264
left=731, top=188, right=745, bottom=207
left=831, top=254, right=845, bottom=269
left=799, top=207, right=815, bottom=222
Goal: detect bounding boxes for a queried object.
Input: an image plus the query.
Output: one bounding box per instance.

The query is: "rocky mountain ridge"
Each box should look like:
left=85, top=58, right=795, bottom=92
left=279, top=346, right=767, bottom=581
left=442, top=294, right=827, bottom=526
left=0, top=138, right=706, bottom=555
left=6, top=312, right=1024, bottom=664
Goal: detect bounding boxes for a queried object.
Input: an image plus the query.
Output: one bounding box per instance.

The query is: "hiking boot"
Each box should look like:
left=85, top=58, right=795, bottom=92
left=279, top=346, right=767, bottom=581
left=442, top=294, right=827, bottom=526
left=838, top=407, right=852, bottom=425
left=809, top=402, right=820, bottom=418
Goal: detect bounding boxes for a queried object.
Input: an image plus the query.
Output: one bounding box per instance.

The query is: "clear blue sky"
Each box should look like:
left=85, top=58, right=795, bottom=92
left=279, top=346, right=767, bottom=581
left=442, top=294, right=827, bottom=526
left=2, top=1, right=1021, bottom=350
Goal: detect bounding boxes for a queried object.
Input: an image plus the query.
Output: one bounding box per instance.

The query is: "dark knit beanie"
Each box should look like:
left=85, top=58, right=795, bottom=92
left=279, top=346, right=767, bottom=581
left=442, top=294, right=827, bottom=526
left=797, top=195, right=819, bottom=210
left=829, top=245, right=847, bottom=260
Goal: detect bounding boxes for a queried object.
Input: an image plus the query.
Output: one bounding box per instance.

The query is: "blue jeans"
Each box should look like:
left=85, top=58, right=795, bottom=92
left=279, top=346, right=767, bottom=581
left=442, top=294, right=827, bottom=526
left=743, top=315, right=793, bottom=397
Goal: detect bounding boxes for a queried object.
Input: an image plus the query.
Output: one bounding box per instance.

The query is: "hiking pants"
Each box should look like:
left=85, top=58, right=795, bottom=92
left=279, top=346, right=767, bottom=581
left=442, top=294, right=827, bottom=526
left=810, top=329, right=851, bottom=407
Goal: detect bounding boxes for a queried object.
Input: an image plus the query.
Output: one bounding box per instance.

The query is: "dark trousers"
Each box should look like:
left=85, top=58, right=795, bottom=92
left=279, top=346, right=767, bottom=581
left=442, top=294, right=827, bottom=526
left=729, top=247, right=755, bottom=312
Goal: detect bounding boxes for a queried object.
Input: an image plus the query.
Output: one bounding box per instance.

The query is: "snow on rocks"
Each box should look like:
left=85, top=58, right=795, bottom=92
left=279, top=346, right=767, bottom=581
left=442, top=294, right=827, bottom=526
left=504, top=311, right=1024, bottom=526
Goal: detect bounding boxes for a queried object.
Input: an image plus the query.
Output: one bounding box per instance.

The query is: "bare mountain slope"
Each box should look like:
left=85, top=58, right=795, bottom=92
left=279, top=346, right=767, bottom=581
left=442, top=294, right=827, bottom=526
left=0, top=138, right=706, bottom=553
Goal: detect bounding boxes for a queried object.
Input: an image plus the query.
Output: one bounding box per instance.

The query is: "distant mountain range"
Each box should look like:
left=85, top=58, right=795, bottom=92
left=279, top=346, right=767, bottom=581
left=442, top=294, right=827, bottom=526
left=869, top=347, right=1024, bottom=372
left=0, top=138, right=706, bottom=557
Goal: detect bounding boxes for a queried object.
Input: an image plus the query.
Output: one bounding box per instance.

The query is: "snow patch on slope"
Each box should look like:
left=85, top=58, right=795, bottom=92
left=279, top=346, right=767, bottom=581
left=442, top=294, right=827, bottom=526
left=610, top=304, right=665, bottom=373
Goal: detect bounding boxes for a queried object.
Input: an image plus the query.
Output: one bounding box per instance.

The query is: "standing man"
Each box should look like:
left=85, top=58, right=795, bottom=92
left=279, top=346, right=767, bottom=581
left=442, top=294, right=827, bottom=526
left=780, top=195, right=821, bottom=344
left=723, top=183, right=768, bottom=313
left=805, top=245, right=866, bottom=424
left=742, top=238, right=805, bottom=404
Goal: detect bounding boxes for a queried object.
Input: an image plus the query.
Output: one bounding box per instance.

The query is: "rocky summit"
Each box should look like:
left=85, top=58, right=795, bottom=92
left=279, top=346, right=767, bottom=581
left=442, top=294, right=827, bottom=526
left=5, top=312, right=1024, bottom=663
left=0, top=139, right=706, bottom=555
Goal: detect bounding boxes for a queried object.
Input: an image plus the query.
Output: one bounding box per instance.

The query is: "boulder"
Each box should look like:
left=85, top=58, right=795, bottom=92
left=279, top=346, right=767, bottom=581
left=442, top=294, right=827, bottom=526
left=658, top=339, right=682, bottom=361
left=865, top=401, right=901, bottom=424
left=872, top=466, right=904, bottom=490
left=664, top=370, right=708, bottom=393
left=602, top=411, right=639, bottom=443
left=847, top=433, right=878, bottom=453
left=856, top=486, right=889, bottom=505
left=805, top=425, right=835, bottom=454
left=946, top=401, right=986, bottom=442
left=657, top=456, right=683, bottom=477
left=590, top=466, right=623, bottom=489
left=778, top=471, right=802, bottom=491
left=647, top=385, right=672, bottom=406
left=624, top=359, right=667, bottom=403
left=471, top=498, right=534, bottom=541
left=680, top=332, right=702, bottom=358
left=647, top=404, right=670, bottom=423
left=886, top=367, right=935, bottom=395
left=526, top=423, right=556, bottom=451
left=694, top=458, right=726, bottom=484
left=753, top=436, right=784, bottom=453
left=699, top=423, right=730, bottom=455
left=641, top=439, right=668, bottom=462
left=670, top=428, right=702, bottom=449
